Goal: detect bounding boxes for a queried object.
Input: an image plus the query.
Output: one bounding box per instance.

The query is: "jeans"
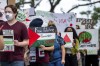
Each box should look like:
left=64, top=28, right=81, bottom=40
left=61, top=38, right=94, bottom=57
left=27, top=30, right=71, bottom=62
left=0, top=61, right=24, bottom=66
left=49, top=58, right=64, bottom=66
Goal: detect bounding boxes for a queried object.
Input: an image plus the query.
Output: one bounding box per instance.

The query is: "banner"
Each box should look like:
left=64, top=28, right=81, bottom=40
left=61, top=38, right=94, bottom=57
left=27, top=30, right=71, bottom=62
left=76, top=29, right=99, bottom=55
left=36, top=10, right=76, bottom=32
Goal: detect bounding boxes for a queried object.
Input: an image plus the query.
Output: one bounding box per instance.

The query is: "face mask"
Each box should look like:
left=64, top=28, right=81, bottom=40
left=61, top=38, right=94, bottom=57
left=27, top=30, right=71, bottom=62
left=5, top=13, right=13, bottom=21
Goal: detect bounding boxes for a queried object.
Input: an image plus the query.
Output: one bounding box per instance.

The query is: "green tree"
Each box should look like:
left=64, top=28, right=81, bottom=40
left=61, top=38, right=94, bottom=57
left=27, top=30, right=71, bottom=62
left=80, top=10, right=91, bottom=18
left=91, top=7, right=100, bottom=45
left=91, top=7, right=100, bottom=22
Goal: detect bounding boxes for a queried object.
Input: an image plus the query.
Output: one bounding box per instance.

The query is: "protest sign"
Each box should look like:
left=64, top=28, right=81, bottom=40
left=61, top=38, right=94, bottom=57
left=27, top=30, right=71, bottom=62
left=36, top=10, right=76, bottom=32
left=77, top=29, right=99, bottom=55
left=0, top=30, right=14, bottom=52
left=29, top=27, right=55, bottom=47
left=61, top=32, right=73, bottom=48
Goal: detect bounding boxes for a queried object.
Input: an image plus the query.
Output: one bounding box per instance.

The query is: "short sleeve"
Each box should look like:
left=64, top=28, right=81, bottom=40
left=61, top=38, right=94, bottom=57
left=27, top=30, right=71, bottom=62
left=0, top=22, right=4, bottom=35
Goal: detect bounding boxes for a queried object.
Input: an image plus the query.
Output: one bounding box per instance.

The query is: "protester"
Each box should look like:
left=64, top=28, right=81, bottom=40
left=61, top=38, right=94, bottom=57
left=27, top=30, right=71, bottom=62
left=29, top=18, right=49, bottom=66
left=64, top=27, right=79, bottom=66
left=98, top=48, right=100, bottom=66
left=85, top=51, right=98, bottom=66
left=40, top=23, right=65, bottom=66
left=0, top=31, right=4, bottom=50
left=79, top=49, right=87, bottom=66
left=0, top=5, right=29, bottom=66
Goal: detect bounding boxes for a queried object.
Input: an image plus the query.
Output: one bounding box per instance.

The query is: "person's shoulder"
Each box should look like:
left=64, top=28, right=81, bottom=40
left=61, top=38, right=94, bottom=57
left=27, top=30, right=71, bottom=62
left=58, top=35, right=63, bottom=39
left=16, top=21, right=26, bottom=26
left=0, top=21, right=6, bottom=25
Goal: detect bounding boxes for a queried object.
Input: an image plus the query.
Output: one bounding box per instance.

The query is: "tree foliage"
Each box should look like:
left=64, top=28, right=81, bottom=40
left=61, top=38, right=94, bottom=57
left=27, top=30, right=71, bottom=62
left=67, top=0, right=100, bottom=13
left=15, top=0, right=42, bottom=9
left=91, top=7, right=100, bottom=22
left=80, top=10, right=91, bottom=18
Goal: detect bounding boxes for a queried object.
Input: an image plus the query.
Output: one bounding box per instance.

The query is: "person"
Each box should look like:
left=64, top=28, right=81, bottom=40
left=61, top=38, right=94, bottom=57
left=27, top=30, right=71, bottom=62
left=0, top=31, right=4, bottom=50
left=64, top=27, right=79, bottom=66
left=29, top=18, right=50, bottom=66
left=0, top=12, right=5, bottom=23
left=40, top=23, right=65, bottom=66
left=98, top=48, right=100, bottom=66
left=85, top=51, right=99, bottom=66
left=79, top=49, right=87, bottom=66
left=0, top=5, right=29, bottom=66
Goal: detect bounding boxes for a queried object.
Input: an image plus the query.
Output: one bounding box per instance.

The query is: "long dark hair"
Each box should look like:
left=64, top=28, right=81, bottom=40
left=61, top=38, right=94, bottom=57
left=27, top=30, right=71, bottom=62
left=64, top=27, right=79, bottom=40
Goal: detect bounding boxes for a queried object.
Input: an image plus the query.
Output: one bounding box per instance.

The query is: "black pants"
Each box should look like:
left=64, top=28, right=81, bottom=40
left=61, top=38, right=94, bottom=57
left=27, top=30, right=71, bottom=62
left=85, top=55, right=99, bottom=66
left=64, top=53, right=78, bottom=66
left=29, top=62, right=49, bottom=66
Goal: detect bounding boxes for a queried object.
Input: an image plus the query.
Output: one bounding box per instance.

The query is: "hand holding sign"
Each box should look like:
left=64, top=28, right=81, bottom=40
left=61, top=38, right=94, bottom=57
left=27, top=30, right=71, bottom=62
left=14, top=40, right=20, bottom=46
left=40, top=45, right=46, bottom=50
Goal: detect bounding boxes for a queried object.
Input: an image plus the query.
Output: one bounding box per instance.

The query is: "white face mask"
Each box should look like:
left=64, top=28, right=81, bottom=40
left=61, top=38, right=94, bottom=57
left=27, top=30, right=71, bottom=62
left=5, top=13, right=13, bottom=21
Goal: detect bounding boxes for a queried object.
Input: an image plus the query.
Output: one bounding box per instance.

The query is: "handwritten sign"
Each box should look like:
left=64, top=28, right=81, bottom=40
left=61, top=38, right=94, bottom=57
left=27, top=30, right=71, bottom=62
left=36, top=10, right=76, bottom=32
left=76, top=18, right=95, bottom=29
left=77, top=29, right=99, bottom=55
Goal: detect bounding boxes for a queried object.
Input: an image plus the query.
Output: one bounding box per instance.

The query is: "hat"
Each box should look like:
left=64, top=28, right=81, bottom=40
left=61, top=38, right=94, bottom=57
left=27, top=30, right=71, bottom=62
left=29, top=18, right=43, bottom=27
left=0, top=12, right=3, bottom=17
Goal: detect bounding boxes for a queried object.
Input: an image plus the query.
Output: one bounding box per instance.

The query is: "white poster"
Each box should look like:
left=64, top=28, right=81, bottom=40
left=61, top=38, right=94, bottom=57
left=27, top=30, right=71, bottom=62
left=1, top=30, right=14, bottom=52
left=61, top=32, right=73, bottom=48
left=36, top=10, right=76, bottom=32
left=76, top=29, right=99, bottom=55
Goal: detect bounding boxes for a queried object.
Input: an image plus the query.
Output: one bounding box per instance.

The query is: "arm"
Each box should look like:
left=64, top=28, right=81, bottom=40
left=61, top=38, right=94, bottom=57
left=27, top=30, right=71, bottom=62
left=73, top=39, right=79, bottom=51
left=40, top=45, right=54, bottom=51
left=61, top=45, right=65, bottom=64
left=14, top=39, right=29, bottom=47
left=0, top=35, right=4, bottom=50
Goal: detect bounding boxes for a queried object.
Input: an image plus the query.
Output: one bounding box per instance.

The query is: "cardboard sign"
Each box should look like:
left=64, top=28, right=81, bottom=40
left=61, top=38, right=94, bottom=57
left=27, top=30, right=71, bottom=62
left=16, top=10, right=26, bottom=22
left=29, top=27, right=55, bottom=47
left=61, top=32, right=73, bottom=48
left=1, top=30, right=14, bottom=52
left=77, top=29, right=99, bottom=55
